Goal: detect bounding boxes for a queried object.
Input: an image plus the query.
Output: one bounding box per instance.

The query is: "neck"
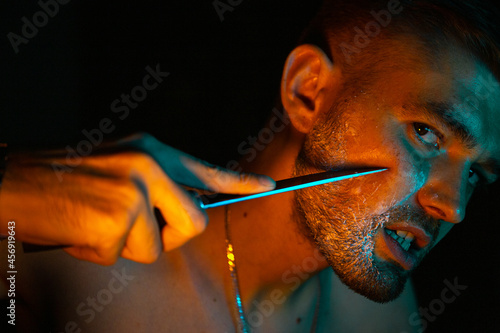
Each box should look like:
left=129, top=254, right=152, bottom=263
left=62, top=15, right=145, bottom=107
left=225, top=194, right=327, bottom=303
left=189, top=128, right=328, bottom=306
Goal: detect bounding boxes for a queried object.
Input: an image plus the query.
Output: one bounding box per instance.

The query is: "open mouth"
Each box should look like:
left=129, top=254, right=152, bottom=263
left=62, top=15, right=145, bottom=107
left=385, top=229, right=415, bottom=251
left=381, top=225, right=431, bottom=270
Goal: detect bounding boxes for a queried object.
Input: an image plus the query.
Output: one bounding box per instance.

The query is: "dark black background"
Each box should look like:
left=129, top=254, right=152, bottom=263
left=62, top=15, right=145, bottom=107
left=1, top=1, right=499, bottom=332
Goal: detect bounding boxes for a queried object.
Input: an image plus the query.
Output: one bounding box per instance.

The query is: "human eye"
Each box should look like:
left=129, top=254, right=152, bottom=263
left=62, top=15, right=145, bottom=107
left=468, top=169, right=481, bottom=187
left=468, top=168, right=491, bottom=189
left=412, top=122, right=443, bottom=149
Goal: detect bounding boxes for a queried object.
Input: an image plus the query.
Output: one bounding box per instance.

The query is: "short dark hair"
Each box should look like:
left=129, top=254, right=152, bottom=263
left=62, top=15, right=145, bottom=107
left=301, top=0, right=500, bottom=83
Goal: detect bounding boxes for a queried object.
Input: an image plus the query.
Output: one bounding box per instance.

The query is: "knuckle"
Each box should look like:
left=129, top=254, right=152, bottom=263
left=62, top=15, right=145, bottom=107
left=201, top=165, right=224, bottom=191
left=144, top=249, right=161, bottom=264
left=238, top=173, right=251, bottom=185
left=189, top=209, right=208, bottom=234
left=206, top=164, right=223, bottom=179
left=91, top=214, right=130, bottom=250
left=99, top=256, right=118, bottom=266
left=209, top=165, right=235, bottom=187
left=99, top=151, right=157, bottom=180
left=105, top=188, right=140, bottom=227
left=132, top=254, right=153, bottom=264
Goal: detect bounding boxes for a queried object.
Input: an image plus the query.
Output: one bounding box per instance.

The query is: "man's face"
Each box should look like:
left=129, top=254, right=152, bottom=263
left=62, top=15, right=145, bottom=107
left=293, top=40, right=500, bottom=303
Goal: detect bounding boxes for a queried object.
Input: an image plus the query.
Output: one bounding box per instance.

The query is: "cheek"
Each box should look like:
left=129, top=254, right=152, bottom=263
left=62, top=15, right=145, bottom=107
left=393, top=128, right=429, bottom=196
left=342, top=118, right=430, bottom=215
left=342, top=115, right=365, bottom=144
left=376, top=116, right=432, bottom=197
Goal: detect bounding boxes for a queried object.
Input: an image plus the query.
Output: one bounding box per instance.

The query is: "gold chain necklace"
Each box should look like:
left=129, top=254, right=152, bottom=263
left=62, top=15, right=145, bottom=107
left=224, top=205, right=321, bottom=332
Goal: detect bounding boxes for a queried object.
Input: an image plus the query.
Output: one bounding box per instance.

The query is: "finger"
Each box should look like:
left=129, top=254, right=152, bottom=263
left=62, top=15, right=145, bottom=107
left=133, top=135, right=275, bottom=194
left=120, top=210, right=162, bottom=263
left=161, top=224, right=200, bottom=251
left=152, top=173, right=208, bottom=252
left=64, top=244, right=122, bottom=266
left=63, top=222, right=128, bottom=265
left=181, top=157, right=275, bottom=195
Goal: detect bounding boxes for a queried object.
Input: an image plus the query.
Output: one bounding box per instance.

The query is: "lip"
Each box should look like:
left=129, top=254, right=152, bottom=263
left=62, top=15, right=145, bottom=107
left=384, top=223, right=432, bottom=250
left=378, top=224, right=432, bottom=271
left=381, top=228, right=418, bottom=270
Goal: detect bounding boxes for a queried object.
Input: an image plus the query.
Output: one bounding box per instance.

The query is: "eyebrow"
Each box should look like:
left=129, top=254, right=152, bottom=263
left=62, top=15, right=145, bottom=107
left=402, top=101, right=478, bottom=149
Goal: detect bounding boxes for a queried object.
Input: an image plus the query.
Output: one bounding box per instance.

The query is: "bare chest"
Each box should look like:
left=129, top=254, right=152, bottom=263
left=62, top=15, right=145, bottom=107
left=17, top=250, right=419, bottom=333
left=19, top=251, right=236, bottom=332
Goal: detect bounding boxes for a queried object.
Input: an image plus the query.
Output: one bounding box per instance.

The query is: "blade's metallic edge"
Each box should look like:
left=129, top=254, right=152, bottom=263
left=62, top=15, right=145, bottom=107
left=200, top=168, right=387, bottom=209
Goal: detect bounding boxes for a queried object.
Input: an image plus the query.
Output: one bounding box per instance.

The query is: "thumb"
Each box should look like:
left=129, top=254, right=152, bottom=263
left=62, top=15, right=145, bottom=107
left=182, top=157, right=275, bottom=194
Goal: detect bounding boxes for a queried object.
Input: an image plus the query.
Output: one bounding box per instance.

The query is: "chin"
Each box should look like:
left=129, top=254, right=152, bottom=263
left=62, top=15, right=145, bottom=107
left=329, top=257, right=409, bottom=303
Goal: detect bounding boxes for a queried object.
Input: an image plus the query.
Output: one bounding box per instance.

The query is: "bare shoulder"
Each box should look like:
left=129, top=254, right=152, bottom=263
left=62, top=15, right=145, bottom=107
left=16, top=248, right=232, bottom=332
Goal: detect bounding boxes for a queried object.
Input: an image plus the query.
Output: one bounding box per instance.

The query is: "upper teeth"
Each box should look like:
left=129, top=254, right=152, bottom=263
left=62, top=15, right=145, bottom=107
left=386, top=229, right=415, bottom=251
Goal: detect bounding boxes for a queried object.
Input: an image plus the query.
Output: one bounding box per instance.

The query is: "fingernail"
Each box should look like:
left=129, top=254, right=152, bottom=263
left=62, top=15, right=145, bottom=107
left=259, top=176, right=275, bottom=189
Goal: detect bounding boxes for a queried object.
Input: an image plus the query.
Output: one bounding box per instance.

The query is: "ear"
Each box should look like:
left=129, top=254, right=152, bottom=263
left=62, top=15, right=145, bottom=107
left=281, top=44, right=341, bottom=134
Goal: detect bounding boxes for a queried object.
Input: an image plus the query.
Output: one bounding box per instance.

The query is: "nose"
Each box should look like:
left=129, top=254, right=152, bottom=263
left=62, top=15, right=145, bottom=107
left=416, top=159, right=468, bottom=224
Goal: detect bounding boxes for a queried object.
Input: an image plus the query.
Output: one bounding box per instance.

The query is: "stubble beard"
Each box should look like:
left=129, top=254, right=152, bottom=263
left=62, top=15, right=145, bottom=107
left=293, top=166, right=409, bottom=303
left=291, top=101, right=432, bottom=303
